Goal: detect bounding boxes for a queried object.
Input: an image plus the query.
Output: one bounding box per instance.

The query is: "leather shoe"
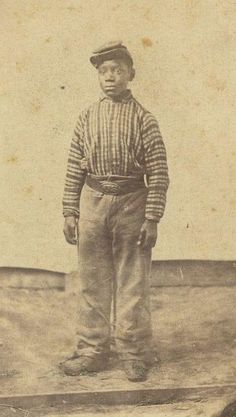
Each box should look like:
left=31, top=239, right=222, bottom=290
left=60, top=356, right=106, bottom=376
left=123, top=360, right=148, bottom=382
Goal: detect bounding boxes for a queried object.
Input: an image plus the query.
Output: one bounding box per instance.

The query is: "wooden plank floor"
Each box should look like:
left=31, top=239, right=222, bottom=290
left=0, top=284, right=236, bottom=408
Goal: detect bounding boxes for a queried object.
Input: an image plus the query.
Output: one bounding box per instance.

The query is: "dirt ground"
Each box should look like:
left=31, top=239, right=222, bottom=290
left=0, top=398, right=233, bottom=417
left=39, top=399, right=236, bottom=417
left=1, top=281, right=236, bottom=415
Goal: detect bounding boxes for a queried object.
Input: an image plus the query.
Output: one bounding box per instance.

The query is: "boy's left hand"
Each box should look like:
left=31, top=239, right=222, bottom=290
left=137, top=220, right=158, bottom=249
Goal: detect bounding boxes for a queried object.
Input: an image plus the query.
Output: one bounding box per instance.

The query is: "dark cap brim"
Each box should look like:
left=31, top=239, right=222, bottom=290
left=90, top=48, right=133, bottom=68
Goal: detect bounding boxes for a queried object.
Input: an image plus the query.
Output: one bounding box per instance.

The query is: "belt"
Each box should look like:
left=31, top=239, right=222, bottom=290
left=86, top=174, right=146, bottom=195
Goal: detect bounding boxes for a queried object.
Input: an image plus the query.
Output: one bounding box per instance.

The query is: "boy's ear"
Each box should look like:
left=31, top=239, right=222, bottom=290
left=129, top=67, right=135, bottom=81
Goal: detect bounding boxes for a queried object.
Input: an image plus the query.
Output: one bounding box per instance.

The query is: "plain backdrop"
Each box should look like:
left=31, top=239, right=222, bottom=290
left=1, top=0, right=236, bottom=272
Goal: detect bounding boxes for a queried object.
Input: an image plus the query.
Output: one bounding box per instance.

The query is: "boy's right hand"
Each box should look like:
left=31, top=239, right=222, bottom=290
left=63, top=216, right=78, bottom=245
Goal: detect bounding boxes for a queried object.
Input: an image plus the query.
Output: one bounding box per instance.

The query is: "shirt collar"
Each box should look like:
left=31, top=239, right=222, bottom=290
left=99, top=89, right=133, bottom=103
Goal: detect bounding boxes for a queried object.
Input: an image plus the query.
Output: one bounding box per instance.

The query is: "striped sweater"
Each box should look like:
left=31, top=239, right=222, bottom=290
left=63, top=89, right=169, bottom=222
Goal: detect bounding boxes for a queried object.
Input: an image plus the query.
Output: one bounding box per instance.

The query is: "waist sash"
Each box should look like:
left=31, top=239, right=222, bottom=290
left=86, top=173, right=146, bottom=195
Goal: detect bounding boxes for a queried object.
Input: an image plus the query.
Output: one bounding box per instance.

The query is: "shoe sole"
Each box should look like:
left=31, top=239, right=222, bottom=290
left=59, top=362, right=107, bottom=377
left=127, top=375, right=148, bottom=382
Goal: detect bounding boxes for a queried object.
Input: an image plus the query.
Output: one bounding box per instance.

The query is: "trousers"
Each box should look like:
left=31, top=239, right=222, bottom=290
left=75, top=183, right=152, bottom=362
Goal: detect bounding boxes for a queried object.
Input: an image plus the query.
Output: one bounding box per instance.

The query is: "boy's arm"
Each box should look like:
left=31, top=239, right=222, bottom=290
left=62, top=113, right=87, bottom=243
left=142, top=112, right=169, bottom=223
left=138, top=112, right=169, bottom=248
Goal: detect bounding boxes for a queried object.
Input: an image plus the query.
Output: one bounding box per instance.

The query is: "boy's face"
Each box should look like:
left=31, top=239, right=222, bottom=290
left=98, top=59, right=133, bottom=98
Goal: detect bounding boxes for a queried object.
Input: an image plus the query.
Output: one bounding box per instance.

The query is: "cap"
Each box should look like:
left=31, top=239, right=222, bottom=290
left=90, top=40, right=133, bottom=68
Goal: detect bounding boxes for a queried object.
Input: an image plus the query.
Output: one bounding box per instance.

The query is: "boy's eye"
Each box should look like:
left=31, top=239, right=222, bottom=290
left=99, top=67, right=124, bottom=75
left=99, top=68, right=106, bottom=75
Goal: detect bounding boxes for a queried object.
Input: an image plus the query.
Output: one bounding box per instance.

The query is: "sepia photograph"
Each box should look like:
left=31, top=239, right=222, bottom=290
left=1, top=1, right=236, bottom=416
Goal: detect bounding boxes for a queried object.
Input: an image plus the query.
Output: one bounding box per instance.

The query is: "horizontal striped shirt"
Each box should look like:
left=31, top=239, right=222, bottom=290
left=63, top=89, right=169, bottom=222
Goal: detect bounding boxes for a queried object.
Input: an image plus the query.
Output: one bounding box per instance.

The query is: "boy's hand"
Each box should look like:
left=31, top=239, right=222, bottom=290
left=137, top=220, right=158, bottom=249
left=63, top=216, right=78, bottom=245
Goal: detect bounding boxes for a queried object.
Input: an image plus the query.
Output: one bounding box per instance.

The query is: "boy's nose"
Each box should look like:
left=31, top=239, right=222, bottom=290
left=105, top=71, right=115, bottom=81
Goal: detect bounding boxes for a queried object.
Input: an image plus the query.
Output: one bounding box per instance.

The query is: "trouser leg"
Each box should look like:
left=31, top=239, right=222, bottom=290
left=112, top=189, right=153, bottom=363
left=75, top=185, right=113, bottom=358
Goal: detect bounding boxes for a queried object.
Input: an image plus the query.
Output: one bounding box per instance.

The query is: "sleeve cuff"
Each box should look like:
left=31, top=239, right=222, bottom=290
left=63, top=211, right=80, bottom=218
left=145, top=215, right=160, bottom=223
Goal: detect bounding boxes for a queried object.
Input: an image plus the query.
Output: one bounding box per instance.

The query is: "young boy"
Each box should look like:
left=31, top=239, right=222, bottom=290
left=62, top=41, right=169, bottom=382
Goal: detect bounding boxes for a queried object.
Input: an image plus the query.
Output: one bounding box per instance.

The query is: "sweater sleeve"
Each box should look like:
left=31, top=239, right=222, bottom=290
left=141, top=112, right=169, bottom=222
left=62, top=112, right=87, bottom=218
